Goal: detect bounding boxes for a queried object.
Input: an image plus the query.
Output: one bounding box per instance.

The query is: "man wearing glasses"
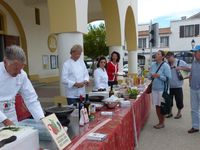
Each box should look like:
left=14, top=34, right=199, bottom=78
left=165, top=52, right=190, bottom=119
left=0, top=45, right=44, bottom=126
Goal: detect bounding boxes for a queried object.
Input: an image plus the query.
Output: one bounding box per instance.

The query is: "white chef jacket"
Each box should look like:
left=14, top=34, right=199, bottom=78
left=94, top=68, right=108, bottom=90
left=61, top=58, right=89, bottom=98
left=0, top=62, right=44, bottom=123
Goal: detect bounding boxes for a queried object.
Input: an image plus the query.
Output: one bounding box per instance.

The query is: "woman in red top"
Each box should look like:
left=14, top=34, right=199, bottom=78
left=106, top=51, right=120, bottom=86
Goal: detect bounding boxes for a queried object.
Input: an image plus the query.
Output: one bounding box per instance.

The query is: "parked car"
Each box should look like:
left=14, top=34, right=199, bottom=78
left=84, top=60, right=93, bottom=76
left=123, top=64, right=142, bottom=75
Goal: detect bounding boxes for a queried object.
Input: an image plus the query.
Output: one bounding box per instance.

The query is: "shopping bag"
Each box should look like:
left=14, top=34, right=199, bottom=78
left=160, top=79, right=172, bottom=115
left=161, top=91, right=172, bottom=115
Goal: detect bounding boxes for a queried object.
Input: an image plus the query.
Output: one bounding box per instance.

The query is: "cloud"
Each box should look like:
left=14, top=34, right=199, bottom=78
left=138, top=0, right=200, bottom=24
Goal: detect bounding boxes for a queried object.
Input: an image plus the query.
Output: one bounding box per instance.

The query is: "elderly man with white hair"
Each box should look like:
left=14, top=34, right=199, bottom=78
left=61, top=44, right=89, bottom=105
left=0, top=45, right=44, bottom=126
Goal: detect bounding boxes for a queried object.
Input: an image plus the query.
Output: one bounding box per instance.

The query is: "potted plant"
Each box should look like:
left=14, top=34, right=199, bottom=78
left=127, top=88, right=139, bottom=99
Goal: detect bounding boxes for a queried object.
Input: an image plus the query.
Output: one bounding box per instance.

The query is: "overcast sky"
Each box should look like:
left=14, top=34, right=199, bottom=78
left=138, top=0, right=200, bottom=26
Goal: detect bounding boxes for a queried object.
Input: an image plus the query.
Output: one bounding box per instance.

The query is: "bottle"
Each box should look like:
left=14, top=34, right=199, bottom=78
left=109, top=85, right=114, bottom=97
left=83, top=94, right=90, bottom=115
left=133, top=74, right=138, bottom=86
left=89, top=104, right=96, bottom=121
left=79, top=95, right=84, bottom=120
left=79, top=106, right=84, bottom=126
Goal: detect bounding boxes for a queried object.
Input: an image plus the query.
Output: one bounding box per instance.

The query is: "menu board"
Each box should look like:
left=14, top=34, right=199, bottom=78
left=42, top=114, right=71, bottom=150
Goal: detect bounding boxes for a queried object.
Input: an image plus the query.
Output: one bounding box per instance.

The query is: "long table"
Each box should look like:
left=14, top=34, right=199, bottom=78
left=65, top=106, right=134, bottom=150
left=16, top=90, right=151, bottom=150
left=64, top=91, right=151, bottom=150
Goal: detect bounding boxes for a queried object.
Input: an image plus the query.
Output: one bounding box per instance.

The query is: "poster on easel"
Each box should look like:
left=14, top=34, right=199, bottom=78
left=42, top=113, right=71, bottom=150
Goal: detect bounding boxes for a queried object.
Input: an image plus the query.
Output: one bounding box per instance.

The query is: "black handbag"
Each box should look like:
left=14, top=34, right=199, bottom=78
left=160, top=78, right=172, bottom=115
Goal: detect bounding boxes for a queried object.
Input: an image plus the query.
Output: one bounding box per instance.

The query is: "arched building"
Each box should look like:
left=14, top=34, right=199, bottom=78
left=0, top=0, right=138, bottom=95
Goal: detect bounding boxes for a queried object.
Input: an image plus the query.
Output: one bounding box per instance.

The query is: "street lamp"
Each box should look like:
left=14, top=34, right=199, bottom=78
left=191, top=39, right=195, bottom=49
left=142, top=48, right=145, bottom=56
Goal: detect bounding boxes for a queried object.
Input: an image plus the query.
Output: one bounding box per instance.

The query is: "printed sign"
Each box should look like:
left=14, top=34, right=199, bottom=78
left=42, top=113, right=71, bottom=150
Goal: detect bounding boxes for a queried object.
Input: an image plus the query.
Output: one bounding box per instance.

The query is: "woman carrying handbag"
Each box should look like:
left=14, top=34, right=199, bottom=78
left=148, top=50, right=171, bottom=129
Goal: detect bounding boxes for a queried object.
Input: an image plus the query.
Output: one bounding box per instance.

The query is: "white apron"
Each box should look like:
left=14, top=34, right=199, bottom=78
left=0, top=99, right=18, bottom=126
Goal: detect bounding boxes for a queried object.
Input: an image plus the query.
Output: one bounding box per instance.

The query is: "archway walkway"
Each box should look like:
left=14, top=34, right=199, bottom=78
left=138, top=80, right=200, bottom=150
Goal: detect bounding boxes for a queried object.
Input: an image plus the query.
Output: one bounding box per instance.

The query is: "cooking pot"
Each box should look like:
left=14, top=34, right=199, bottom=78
left=45, top=103, right=74, bottom=126
left=88, top=96, right=104, bottom=102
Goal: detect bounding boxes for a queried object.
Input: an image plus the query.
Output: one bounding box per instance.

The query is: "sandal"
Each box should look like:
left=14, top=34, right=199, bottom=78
left=174, top=114, right=182, bottom=119
left=188, top=128, right=199, bottom=133
left=165, top=114, right=173, bottom=118
left=153, top=124, right=165, bottom=129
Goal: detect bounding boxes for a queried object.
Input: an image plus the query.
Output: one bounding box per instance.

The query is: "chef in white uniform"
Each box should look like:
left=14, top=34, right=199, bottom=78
left=61, top=44, right=89, bottom=105
left=94, top=56, right=108, bottom=91
left=0, top=45, right=44, bottom=126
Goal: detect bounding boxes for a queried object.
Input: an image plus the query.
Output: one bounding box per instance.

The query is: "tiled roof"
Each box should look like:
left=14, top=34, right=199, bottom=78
left=138, top=27, right=171, bottom=36
left=139, top=31, right=149, bottom=36
left=159, top=28, right=171, bottom=34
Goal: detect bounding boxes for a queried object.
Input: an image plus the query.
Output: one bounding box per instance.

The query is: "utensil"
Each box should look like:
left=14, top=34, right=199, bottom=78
left=0, top=136, right=17, bottom=148
left=90, top=102, right=104, bottom=111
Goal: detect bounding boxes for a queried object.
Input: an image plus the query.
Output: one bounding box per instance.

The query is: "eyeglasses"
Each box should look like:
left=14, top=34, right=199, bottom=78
left=165, top=56, right=170, bottom=59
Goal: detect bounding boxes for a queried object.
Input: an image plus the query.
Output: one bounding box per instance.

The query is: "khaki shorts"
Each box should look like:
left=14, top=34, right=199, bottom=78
left=152, top=90, right=164, bottom=106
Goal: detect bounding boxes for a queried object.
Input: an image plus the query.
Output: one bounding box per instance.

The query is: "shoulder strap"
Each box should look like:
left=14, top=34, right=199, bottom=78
left=177, top=59, right=180, bottom=66
left=151, top=61, right=165, bottom=81
left=155, top=61, right=165, bottom=73
left=164, top=77, right=169, bottom=92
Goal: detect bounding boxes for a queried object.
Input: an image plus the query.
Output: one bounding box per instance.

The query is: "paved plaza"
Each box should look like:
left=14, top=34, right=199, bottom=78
left=138, top=80, right=200, bottom=150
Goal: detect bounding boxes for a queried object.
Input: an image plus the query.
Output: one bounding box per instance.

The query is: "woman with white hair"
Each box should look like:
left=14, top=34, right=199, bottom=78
left=61, top=44, right=89, bottom=105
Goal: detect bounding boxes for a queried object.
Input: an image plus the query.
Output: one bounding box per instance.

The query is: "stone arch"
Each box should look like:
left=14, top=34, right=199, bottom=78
left=100, top=0, right=122, bottom=46
left=0, top=9, right=7, bottom=34
left=0, top=1, right=28, bottom=73
left=48, top=0, right=77, bottom=33
left=48, top=0, right=88, bottom=34
left=125, top=6, right=137, bottom=51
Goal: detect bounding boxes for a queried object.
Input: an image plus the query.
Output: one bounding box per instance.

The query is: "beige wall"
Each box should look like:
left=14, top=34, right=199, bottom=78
left=0, top=5, right=19, bottom=36
left=1, top=0, right=138, bottom=78
left=3, top=0, right=59, bottom=78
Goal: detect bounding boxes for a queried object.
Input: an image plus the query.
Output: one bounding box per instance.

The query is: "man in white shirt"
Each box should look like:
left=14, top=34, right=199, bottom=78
left=0, top=45, right=44, bottom=126
left=61, top=44, right=89, bottom=105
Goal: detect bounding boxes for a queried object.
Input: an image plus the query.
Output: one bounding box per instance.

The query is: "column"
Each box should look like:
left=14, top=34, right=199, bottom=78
left=128, top=51, right=138, bottom=74
left=57, top=32, right=83, bottom=96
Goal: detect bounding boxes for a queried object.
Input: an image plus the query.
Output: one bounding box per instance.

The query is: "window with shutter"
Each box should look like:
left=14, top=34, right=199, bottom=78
left=138, top=38, right=146, bottom=48
left=180, top=26, right=184, bottom=38
left=195, top=24, right=199, bottom=36
left=35, top=8, right=40, bottom=25
left=160, top=36, right=169, bottom=47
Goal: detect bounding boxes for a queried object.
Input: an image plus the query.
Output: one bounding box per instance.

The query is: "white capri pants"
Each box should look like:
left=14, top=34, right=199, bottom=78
left=152, top=90, right=164, bottom=106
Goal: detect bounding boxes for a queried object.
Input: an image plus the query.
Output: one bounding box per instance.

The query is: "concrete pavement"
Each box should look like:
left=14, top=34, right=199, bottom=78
left=138, top=80, right=200, bottom=150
